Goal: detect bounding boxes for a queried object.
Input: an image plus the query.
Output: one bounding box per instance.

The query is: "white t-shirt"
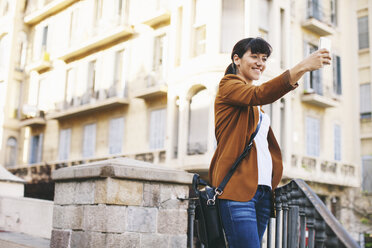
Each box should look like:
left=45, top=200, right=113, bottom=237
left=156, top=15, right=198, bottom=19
left=254, top=108, right=273, bottom=188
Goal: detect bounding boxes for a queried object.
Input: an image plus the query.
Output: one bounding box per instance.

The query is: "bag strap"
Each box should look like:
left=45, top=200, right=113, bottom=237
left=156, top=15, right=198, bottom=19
left=216, top=109, right=263, bottom=194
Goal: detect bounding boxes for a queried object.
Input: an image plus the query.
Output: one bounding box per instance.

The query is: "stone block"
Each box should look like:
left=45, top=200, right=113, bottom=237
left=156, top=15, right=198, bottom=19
left=52, top=205, right=83, bottom=230
left=126, top=207, right=157, bottom=233
left=54, top=182, right=76, bottom=204
left=82, top=205, right=126, bottom=233
left=74, top=181, right=95, bottom=204
left=159, top=184, right=189, bottom=209
left=169, top=235, right=187, bottom=248
left=70, top=231, right=106, bottom=248
left=157, top=209, right=188, bottom=235
left=106, top=233, right=140, bottom=248
left=143, top=183, right=160, bottom=207
left=140, top=234, right=169, bottom=248
left=50, top=229, right=71, bottom=248
left=95, top=178, right=143, bottom=206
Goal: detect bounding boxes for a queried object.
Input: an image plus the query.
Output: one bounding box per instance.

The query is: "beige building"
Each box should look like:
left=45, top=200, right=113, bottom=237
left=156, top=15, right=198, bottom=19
left=0, top=0, right=369, bottom=240
left=358, top=0, right=372, bottom=193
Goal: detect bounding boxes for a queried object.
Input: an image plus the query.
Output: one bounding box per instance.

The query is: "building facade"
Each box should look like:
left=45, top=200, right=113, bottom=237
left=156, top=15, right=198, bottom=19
left=0, top=0, right=369, bottom=241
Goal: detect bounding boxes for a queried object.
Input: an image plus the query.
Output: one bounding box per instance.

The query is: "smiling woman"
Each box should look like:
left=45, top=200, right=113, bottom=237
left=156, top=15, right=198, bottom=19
left=209, top=37, right=331, bottom=248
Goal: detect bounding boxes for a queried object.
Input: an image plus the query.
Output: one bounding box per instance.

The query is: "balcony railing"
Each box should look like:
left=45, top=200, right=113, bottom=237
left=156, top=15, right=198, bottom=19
left=7, top=150, right=166, bottom=183
left=24, top=0, right=78, bottom=25
left=48, top=86, right=129, bottom=120
left=133, top=72, right=167, bottom=100
left=186, top=179, right=360, bottom=248
left=288, top=154, right=359, bottom=187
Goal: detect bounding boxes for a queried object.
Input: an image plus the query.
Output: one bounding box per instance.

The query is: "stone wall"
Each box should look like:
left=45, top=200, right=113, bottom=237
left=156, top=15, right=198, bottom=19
left=50, top=158, right=193, bottom=248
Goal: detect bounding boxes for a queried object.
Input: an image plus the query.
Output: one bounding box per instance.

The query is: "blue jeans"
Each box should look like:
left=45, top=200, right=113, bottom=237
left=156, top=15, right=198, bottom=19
left=219, top=185, right=272, bottom=248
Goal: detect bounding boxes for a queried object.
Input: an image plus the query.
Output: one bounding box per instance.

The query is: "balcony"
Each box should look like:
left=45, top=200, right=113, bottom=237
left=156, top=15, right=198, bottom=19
left=48, top=88, right=129, bottom=120
left=301, top=92, right=338, bottom=108
left=302, top=17, right=335, bottom=36
left=287, top=154, right=359, bottom=187
left=142, top=10, right=171, bottom=28
left=302, top=1, right=335, bottom=36
left=133, top=73, right=167, bottom=100
left=24, top=0, right=78, bottom=25
left=25, top=51, right=52, bottom=73
left=58, top=25, right=134, bottom=62
left=19, top=106, right=46, bottom=127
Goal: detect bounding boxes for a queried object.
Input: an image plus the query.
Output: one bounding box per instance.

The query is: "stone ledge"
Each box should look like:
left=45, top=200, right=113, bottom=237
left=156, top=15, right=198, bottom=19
left=52, top=158, right=194, bottom=185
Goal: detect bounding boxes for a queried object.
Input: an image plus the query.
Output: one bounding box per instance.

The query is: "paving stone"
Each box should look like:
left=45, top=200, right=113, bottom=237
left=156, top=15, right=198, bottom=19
left=106, top=233, right=140, bottom=248
left=74, top=181, right=95, bottom=204
left=169, top=235, right=187, bottom=248
left=54, top=182, right=76, bottom=205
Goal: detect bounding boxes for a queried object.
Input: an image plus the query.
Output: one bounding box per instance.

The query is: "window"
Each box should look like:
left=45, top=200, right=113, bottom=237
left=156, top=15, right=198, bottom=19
left=15, top=32, right=27, bottom=71
left=59, top=129, right=71, bottom=160
left=0, top=34, right=8, bottom=75
left=149, top=108, right=166, bottom=150
left=334, top=124, right=341, bottom=161
left=188, top=89, right=209, bottom=155
left=304, top=43, right=322, bottom=94
left=192, top=0, right=207, bottom=57
left=38, top=78, right=53, bottom=111
left=330, top=0, right=337, bottom=26
left=94, top=0, right=103, bottom=26
left=109, top=117, right=124, bottom=154
left=153, top=34, right=166, bottom=76
left=9, top=80, right=22, bottom=119
left=0, top=0, right=8, bottom=17
left=358, top=16, right=369, bottom=50
left=306, top=116, right=320, bottom=157
left=332, top=55, right=342, bottom=95
left=5, top=137, right=17, bottom=167
left=82, top=123, right=96, bottom=158
left=69, top=8, right=78, bottom=46
left=307, top=0, right=322, bottom=21
left=29, top=134, right=43, bottom=164
left=220, top=0, right=244, bottom=53
left=362, top=156, right=372, bottom=192
left=259, top=0, right=270, bottom=40
left=360, top=83, right=371, bottom=119
left=65, top=68, right=76, bottom=105
left=87, top=60, right=97, bottom=98
left=172, top=98, right=180, bottom=158
left=41, top=25, right=48, bottom=56
left=112, top=50, right=125, bottom=97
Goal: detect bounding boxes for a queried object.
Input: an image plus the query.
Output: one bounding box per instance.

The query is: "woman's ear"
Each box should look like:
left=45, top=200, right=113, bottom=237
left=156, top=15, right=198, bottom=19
left=233, top=54, right=240, bottom=66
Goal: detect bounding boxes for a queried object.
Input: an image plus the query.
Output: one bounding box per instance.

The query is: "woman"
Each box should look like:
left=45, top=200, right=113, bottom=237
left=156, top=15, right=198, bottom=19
left=209, top=37, right=331, bottom=248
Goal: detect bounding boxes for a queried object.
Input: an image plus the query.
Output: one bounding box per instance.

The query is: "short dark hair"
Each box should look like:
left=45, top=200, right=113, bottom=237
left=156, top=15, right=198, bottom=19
left=225, top=37, right=272, bottom=75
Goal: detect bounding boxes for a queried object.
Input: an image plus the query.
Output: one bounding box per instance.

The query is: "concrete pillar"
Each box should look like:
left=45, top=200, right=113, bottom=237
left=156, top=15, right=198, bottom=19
left=50, top=158, right=193, bottom=248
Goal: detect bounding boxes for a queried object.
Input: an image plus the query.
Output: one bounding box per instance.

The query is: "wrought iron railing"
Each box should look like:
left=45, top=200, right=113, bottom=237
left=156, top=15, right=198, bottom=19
left=186, top=179, right=360, bottom=248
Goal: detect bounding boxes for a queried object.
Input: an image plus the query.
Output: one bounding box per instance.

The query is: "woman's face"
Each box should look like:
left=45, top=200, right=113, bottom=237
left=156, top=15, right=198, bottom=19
left=233, top=49, right=267, bottom=83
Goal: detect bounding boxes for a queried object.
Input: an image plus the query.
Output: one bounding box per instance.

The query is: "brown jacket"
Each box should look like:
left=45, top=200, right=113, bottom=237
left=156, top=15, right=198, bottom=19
left=209, top=70, right=297, bottom=201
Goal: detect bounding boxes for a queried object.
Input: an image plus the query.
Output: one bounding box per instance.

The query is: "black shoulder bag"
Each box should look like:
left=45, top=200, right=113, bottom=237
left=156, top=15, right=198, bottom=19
left=192, top=112, right=262, bottom=248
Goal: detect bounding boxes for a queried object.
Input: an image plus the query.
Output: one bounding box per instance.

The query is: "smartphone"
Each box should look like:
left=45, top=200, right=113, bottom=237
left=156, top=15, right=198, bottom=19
left=319, top=37, right=331, bottom=52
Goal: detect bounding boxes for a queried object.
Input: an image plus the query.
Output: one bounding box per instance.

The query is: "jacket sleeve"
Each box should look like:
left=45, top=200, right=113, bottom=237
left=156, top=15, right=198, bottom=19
left=218, top=70, right=297, bottom=106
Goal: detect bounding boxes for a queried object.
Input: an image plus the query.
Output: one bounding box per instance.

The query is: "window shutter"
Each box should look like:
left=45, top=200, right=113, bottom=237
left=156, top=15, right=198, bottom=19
left=83, top=123, right=96, bottom=158
left=37, top=133, right=43, bottom=163
left=360, top=83, right=372, bottom=115
left=59, top=129, right=71, bottom=160
left=149, top=109, right=166, bottom=149
left=358, top=16, right=369, bottom=49
left=303, top=42, right=310, bottom=91
left=333, top=55, right=342, bottom=95
left=334, top=124, right=341, bottom=161
left=109, top=117, right=124, bottom=154
left=306, top=117, right=320, bottom=157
